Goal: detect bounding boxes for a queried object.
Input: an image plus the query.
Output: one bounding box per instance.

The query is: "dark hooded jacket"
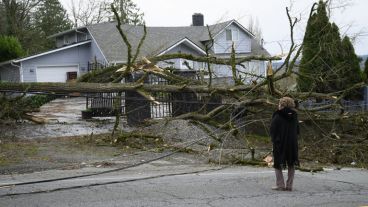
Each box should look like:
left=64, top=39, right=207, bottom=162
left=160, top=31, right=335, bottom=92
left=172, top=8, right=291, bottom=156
left=270, top=107, right=299, bottom=169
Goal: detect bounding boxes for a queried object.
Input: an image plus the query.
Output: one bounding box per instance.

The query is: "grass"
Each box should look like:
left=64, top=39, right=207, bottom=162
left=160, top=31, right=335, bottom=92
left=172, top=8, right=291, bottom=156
left=0, top=141, right=38, bottom=166
left=243, top=134, right=272, bottom=149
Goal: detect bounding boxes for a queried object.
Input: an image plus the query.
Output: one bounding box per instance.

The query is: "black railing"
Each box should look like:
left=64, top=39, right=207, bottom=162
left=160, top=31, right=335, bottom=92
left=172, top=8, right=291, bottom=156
left=83, top=71, right=223, bottom=126
left=87, top=62, right=107, bottom=71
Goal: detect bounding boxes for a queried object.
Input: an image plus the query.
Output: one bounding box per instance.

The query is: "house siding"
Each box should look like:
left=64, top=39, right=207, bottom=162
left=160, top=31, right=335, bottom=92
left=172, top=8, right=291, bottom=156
left=211, top=60, right=266, bottom=82
left=55, top=34, right=77, bottom=47
left=90, top=40, right=107, bottom=65
left=55, top=30, right=91, bottom=48
left=77, top=32, right=90, bottom=42
left=21, top=43, right=92, bottom=82
left=0, top=66, right=20, bottom=82
left=158, top=43, right=205, bottom=70
left=213, top=23, right=251, bottom=54
left=156, top=41, right=266, bottom=82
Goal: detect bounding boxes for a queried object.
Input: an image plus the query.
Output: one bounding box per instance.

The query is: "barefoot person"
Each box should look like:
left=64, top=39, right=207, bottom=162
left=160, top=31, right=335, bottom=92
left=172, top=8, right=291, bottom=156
left=270, top=97, right=299, bottom=191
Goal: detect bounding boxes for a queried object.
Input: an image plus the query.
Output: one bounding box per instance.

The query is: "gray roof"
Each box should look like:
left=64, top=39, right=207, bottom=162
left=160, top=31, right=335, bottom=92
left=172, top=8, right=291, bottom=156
left=87, top=20, right=270, bottom=63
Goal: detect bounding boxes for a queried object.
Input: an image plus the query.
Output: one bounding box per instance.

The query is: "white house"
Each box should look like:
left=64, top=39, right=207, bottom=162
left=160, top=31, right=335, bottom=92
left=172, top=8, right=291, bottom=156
left=0, top=14, right=270, bottom=84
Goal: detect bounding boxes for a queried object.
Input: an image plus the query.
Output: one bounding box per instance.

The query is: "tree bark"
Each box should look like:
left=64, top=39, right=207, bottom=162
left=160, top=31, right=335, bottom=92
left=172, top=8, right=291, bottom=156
left=0, top=82, right=255, bottom=94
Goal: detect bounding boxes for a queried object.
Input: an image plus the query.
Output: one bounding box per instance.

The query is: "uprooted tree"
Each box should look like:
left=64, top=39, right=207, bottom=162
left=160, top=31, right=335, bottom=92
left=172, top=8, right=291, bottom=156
left=0, top=1, right=367, bottom=166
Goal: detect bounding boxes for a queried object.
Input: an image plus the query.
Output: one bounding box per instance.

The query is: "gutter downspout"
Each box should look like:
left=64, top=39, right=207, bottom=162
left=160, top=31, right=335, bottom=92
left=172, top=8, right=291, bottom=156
left=11, top=61, right=22, bottom=82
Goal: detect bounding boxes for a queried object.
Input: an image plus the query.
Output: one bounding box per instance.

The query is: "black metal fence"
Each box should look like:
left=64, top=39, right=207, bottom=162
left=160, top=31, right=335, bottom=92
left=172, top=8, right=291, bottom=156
left=85, top=92, right=125, bottom=118
left=84, top=71, right=223, bottom=126
left=300, top=99, right=368, bottom=113
left=87, top=62, right=107, bottom=71
left=83, top=74, right=368, bottom=125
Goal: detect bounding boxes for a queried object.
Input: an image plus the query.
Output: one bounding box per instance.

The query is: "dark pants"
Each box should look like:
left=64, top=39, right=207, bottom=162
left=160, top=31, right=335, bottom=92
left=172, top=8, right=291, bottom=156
left=275, top=166, right=295, bottom=189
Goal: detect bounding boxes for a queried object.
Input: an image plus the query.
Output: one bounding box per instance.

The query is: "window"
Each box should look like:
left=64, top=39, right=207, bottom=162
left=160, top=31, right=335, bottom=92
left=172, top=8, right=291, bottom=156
left=64, top=35, right=70, bottom=45
left=226, top=29, right=232, bottom=41
left=225, top=29, right=239, bottom=41
left=67, top=72, right=78, bottom=81
left=232, top=29, right=239, bottom=41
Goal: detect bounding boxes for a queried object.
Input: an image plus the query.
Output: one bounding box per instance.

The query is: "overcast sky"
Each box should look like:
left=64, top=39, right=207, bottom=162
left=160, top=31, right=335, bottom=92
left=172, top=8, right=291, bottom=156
left=60, top=0, right=368, bottom=56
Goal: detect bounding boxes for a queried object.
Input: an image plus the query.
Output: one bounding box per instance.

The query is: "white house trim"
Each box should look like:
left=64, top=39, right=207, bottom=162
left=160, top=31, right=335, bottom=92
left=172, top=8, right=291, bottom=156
left=48, top=26, right=87, bottom=38
left=212, top=20, right=255, bottom=40
left=86, top=27, right=109, bottom=65
left=157, top=38, right=207, bottom=56
left=14, top=41, right=92, bottom=63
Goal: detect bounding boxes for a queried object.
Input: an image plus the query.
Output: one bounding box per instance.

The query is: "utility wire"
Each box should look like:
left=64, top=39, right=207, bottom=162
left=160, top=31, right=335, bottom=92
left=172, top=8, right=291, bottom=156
left=0, top=81, right=278, bottom=198
left=0, top=167, right=226, bottom=198
left=0, top=110, right=276, bottom=198
left=0, top=105, right=248, bottom=191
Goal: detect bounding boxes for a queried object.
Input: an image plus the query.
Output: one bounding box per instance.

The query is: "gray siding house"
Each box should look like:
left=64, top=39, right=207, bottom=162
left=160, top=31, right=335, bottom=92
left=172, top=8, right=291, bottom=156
left=0, top=14, right=270, bottom=84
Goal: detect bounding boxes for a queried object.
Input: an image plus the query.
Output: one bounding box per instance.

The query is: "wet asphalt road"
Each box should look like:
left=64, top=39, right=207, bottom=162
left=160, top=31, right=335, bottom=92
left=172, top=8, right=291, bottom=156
left=0, top=164, right=367, bottom=207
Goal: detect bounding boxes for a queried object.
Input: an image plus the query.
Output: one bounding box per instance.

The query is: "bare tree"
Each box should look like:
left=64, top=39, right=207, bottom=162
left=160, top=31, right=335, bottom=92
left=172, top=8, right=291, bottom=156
left=69, top=0, right=108, bottom=27
left=65, top=0, right=144, bottom=27
left=326, top=0, right=354, bottom=14
left=247, top=16, right=263, bottom=44
left=110, top=0, right=144, bottom=25
left=2, top=0, right=40, bottom=35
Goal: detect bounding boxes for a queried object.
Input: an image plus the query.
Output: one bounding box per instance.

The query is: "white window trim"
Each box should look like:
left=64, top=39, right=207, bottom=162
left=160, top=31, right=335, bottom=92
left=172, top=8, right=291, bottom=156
left=232, top=28, right=239, bottom=41
left=225, top=28, right=239, bottom=42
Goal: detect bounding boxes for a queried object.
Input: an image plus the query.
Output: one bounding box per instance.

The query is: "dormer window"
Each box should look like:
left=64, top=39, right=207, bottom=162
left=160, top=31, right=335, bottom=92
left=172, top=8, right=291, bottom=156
left=64, top=35, right=71, bottom=45
left=63, top=33, right=76, bottom=45
left=225, top=29, right=239, bottom=41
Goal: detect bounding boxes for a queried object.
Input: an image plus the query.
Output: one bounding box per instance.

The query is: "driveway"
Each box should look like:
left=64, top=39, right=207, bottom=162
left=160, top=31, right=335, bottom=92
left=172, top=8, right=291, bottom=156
left=0, top=97, right=121, bottom=139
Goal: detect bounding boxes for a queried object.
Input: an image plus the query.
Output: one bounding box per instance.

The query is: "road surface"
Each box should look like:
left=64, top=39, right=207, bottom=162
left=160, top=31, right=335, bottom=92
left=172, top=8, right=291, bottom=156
left=1, top=164, right=367, bottom=207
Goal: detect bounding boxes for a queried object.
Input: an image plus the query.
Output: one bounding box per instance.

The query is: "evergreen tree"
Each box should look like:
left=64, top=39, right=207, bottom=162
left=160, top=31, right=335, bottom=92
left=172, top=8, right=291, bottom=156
left=363, top=58, right=368, bottom=83
left=111, top=0, right=144, bottom=25
left=0, top=2, right=6, bottom=35
left=298, top=0, right=362, bottom=98
left=0, top=35, right=25, bottom=62
left=340, top=37, right=362, bottom=85
left=298, top=0, right=332, bottom=93
left=33, top=0, right=72, bottom=50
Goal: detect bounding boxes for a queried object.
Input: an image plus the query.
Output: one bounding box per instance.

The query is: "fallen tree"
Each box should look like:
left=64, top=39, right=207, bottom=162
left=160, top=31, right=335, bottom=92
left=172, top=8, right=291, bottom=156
left=0, top=2, right=367, bottom=167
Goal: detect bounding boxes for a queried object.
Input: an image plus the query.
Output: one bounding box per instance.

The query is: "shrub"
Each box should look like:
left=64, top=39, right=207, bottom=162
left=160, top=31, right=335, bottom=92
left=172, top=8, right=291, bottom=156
left=0, top=36, right=25, bottom=62
left=22, top=94, right=57, bottom=109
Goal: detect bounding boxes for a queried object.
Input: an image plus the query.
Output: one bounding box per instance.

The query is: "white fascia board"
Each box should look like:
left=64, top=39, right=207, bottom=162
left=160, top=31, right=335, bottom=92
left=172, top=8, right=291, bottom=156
left=14, top=41, right=92, bottom=63
left=48, top=26, right=87, bottom=39
left=212, top=20, right=255, bottom=40
left=111, top=61, right=126, bottom=65
left=86, top=27, right=109, bottom=65
left=157, top=38, right=207, bottom=56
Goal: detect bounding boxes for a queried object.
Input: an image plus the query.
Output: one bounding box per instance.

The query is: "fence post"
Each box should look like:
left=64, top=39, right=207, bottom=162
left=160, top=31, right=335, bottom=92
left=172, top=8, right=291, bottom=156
left=171, top=70, right=199, bottom=116
left=125, top=72, right=151, bottom=126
